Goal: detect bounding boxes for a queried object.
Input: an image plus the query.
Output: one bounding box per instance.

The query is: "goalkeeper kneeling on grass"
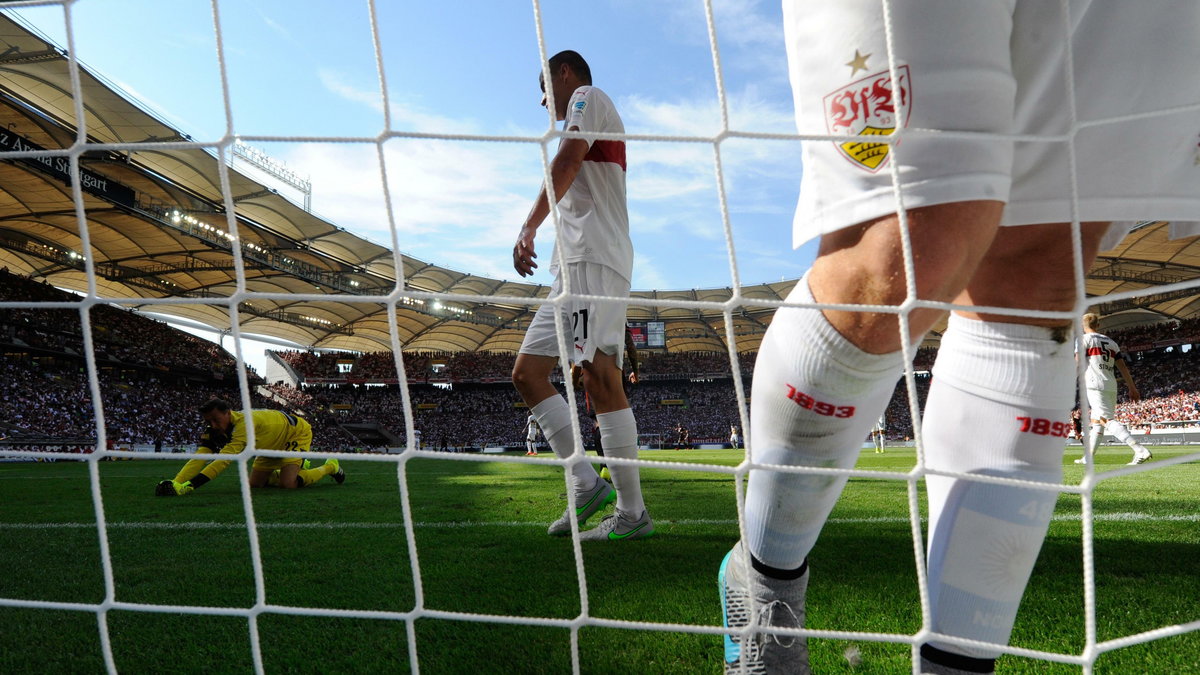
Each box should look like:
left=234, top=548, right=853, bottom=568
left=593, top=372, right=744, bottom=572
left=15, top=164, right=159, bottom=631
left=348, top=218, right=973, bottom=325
left=155, top=398, right=345, bottom=496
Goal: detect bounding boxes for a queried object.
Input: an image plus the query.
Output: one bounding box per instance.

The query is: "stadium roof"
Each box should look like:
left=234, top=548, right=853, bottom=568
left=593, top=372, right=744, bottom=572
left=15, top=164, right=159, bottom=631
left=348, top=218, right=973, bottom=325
left=0, top=13, right=1196, bottom=356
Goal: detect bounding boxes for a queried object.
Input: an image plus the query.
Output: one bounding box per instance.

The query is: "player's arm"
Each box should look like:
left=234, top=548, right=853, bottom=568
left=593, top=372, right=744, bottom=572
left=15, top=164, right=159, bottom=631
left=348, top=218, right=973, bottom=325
left=625, top=329, right=639, bottom=384
left=173, top=431, right=245, bottom=495
left=513, top=135, right=591, bottom=277
left=158, top=428, right=223, bottom=496
left=1115, top=356, right=1141, bottom=402
left=171, top=445, right=216, bottom=484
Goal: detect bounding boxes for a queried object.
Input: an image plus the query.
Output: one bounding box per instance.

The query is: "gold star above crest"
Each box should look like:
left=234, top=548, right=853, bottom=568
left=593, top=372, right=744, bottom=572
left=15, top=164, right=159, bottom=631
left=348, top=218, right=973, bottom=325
left=846, top=49, right=871, bottom=76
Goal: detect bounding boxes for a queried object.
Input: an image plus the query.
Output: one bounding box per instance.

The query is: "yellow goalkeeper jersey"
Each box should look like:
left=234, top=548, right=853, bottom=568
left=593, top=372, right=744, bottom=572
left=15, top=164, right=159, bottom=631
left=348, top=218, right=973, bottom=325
left=223, top=409, right=313, bottom=454
left=184, top=409, right=312, bottom=483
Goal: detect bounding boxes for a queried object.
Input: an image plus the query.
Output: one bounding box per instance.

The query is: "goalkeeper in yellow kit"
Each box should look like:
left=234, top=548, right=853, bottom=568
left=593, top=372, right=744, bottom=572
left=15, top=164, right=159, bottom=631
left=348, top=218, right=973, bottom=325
left=155, top=398, right=345, bottom=496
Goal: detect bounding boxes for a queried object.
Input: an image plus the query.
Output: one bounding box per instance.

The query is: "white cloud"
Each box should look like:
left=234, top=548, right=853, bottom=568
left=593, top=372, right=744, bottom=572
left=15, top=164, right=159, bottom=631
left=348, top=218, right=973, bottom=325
left=631, top=254, right=672, bottom=291
left=317, top=69, right=385, bottom=115
left=298, top=60, right=799, bottom=290
left=623, top=87, right=794, bottom=138
left=317, top=69, right=497, bottom=137
left=710, top=0, right=784, bottom=49
left=657, top=0, right=782, bottom=49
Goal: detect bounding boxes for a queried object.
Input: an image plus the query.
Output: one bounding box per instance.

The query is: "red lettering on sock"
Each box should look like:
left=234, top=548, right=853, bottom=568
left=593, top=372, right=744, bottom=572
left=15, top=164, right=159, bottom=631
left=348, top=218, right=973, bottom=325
left=784, top=384, right=855, bottom=418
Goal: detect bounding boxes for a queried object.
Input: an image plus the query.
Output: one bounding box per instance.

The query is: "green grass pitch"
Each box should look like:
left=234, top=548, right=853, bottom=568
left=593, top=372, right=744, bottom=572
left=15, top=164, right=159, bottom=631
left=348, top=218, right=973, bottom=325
left=1, top=446, right=1198, bottom=674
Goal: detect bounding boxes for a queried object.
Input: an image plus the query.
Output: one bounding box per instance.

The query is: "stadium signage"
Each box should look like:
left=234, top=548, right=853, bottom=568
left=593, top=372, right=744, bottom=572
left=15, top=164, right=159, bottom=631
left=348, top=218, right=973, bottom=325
left=0, top=130, right=136, bottom=207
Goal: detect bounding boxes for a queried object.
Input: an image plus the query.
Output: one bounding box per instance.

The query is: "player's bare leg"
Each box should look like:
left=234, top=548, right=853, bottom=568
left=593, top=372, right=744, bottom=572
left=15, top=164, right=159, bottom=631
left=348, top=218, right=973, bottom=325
left=514, top=353, right=612, bottom=535
left=512, top=353, right=561, bottom=409
left=809, top=200, right=1004, bottom=352
left=730, top=202, right=1002, bottom=673
left=275, top=463, right=303, bottom=489
left=249, top=469, right=274, bottom=488
left=578, top=349, right=652, bottom=540
left=920, top=221, right=1108, bottom=672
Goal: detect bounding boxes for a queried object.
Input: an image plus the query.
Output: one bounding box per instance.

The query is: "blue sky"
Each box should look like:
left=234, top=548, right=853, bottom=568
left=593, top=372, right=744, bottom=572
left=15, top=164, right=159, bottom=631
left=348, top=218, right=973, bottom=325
left=9, top=0, right=817, bottom=367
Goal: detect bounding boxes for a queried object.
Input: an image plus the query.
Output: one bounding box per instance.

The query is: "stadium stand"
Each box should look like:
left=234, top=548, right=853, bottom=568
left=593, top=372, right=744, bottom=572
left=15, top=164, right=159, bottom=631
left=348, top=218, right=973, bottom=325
left=8, top=257, right=1200, bottom=457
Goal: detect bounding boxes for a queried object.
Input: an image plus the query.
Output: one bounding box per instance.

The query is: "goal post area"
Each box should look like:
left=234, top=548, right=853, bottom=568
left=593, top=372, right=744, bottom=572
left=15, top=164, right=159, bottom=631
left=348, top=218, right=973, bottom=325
left=1, top=2, right=1200, bottom=674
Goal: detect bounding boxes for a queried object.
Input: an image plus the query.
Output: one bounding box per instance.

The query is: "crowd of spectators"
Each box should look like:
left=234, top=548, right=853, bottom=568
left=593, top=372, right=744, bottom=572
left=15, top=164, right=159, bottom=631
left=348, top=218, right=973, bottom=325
left=1107, top=318, right=1200, bottom=351
left=0, top=353, right=247, bottom=445
left=9, top=263, right=1200, bottom=453
left=1, top=269, right=250, bottom=380
left=272, top=348, right=754, bottom=384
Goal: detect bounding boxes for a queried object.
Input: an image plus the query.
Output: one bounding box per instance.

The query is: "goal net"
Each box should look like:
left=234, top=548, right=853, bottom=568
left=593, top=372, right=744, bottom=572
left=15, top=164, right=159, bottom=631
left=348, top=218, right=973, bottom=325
left=1, top=1, right=1199, bottom=673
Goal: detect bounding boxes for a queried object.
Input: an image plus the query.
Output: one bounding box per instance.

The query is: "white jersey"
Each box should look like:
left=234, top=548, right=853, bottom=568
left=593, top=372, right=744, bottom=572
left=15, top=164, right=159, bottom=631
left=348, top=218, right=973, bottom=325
left=525, top=414, right=540, bottom=441
left=550, top=85, right=633, bottom=283
left=1080, top=332, right=1122, bottom=394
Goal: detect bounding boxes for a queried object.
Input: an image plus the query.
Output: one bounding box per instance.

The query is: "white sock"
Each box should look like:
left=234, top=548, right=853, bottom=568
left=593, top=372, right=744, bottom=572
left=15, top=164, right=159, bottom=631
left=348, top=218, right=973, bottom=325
left=1105, top=420, right=1147, bottom=453
left=922, top=314, right=1074, bottom=662
left=744, top=276, right=906, bottom=570
left=531, top=395, right=597, bottom=493
left=597, top=408, right=645, bottom=516
left=1087, top=423, right=1103, bottom=458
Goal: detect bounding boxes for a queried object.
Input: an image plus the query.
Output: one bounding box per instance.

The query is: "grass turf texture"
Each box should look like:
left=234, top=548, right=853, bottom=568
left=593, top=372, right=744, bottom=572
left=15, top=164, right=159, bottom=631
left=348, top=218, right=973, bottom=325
left=1, top=446, right=1197, bottom=674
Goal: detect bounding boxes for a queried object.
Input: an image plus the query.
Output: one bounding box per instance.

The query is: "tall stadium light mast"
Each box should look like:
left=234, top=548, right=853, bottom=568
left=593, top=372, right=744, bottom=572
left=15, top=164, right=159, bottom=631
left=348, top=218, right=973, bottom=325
left=232, top=140, right=313, bottom=211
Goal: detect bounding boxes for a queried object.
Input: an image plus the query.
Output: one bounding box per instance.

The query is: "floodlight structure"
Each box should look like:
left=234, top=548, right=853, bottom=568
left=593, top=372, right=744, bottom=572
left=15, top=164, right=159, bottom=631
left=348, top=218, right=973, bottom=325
left=232, top=140, right=313, bottom=211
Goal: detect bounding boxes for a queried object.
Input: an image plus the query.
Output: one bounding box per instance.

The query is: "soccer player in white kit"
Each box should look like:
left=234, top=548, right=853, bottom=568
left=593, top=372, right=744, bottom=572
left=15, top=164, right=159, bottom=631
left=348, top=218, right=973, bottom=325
left=510, top=50, right=653, bottom=542
left=872, top=413, right=886, bottom=454
left=524, top=414, right=541, bottom=456
left=1076, top=313, right=1153, bottom=466
left=719, top=2, right=1200, bottom=674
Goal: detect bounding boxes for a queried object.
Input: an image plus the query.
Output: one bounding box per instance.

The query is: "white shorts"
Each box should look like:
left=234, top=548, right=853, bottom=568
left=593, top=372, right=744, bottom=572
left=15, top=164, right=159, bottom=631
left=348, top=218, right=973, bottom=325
left=519, top=262, right=629, bottom=366
left=784, top=0, right=1200, bottom=248
left=1085, top=387, right=1117, bottom=422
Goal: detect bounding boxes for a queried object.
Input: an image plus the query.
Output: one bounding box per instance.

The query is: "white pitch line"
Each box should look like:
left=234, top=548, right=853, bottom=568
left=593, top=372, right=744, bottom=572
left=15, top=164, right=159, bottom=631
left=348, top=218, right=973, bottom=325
left=1, top=512, right=1198, bottom=531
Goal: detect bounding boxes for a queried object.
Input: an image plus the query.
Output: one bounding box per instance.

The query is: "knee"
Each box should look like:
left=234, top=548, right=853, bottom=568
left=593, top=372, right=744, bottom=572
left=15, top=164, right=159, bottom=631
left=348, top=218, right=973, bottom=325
left=511, top=363, right=536, bottom=392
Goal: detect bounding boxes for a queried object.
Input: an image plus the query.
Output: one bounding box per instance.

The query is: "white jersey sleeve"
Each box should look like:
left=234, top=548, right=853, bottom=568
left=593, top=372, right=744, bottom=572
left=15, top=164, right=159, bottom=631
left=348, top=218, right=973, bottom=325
left=551, top=86, right=633, bottom=283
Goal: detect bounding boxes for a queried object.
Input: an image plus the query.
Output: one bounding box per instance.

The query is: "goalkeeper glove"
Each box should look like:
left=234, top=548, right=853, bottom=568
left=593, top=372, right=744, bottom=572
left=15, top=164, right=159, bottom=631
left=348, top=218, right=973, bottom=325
left=155, top=480, right=194, bottom=496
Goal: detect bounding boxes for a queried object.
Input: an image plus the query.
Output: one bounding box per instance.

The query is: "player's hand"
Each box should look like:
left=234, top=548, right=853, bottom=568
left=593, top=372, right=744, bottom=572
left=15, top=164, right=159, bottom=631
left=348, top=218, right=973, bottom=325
left=513, top=226, right=538, bottom=277
left=571, top=364, right=583, bottom=390
left=172, top=480, right=194, bottom=496
left=1128, top=387, right=1141, bottom=402
left=627, top=371, right=639, bottom=385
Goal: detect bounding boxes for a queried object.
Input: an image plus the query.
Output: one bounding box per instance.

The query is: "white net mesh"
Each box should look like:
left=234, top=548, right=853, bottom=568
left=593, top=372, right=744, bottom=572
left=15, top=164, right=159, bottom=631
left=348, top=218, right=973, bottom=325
left=2, top=1, right=1200, bottom=673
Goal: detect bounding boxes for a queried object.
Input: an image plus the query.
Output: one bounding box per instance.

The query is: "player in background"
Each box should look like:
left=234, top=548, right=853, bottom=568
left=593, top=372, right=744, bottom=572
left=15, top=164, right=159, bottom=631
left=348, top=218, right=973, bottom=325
left=524, top=414, right=541, bottom=456
left=871, top=413, right=886, bottom=454
left=730, top=424, right=741, bottom=450
left=510, top=51, right=653, bottom=541
left=1075, top=312, right=1153, bottom=466
left=572, top=327, right=640, bottom=479
left=672, top=423, right=690, bottom=451
left=720, top=2, right=1200, bottom=673
left=155, top=423, right=313, bottom=495
left=156, top=399, right=344, bottom=496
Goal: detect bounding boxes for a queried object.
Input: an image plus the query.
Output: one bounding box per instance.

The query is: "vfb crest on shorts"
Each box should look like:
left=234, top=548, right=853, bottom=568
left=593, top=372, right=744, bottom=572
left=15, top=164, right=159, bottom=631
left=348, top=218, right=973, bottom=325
left=824, top=65, right=911, bottom=172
